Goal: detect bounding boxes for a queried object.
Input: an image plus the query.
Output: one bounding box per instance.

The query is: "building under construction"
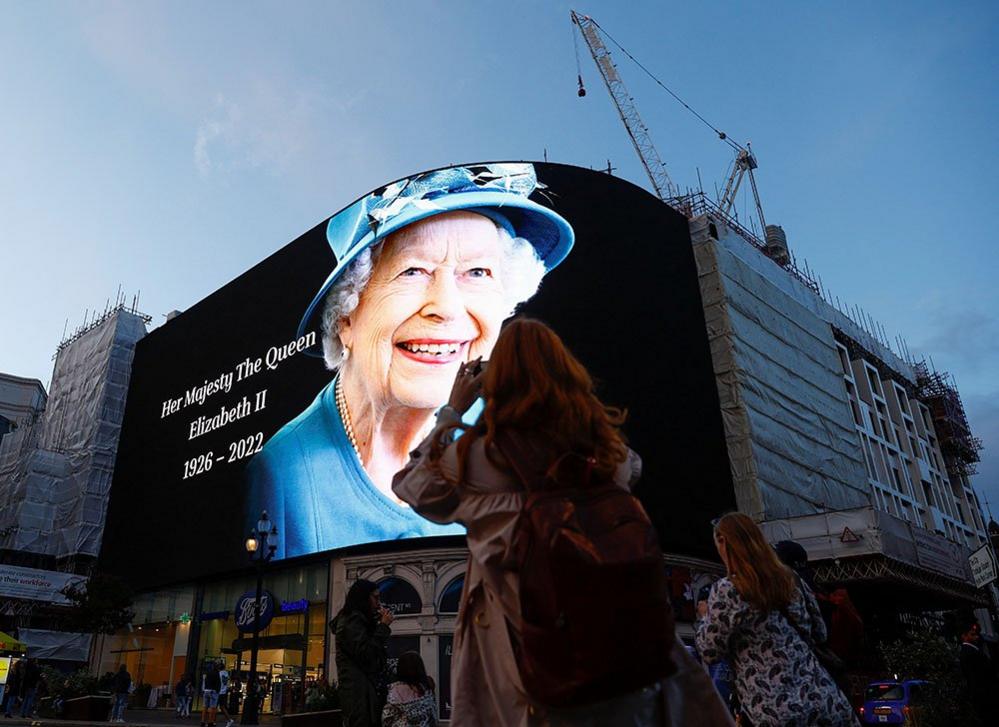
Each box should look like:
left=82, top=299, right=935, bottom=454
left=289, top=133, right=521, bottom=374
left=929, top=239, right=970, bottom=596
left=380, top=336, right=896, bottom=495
left=0, top=301, right=149, bottom=646
left=572, top=9, right=993, bottom=624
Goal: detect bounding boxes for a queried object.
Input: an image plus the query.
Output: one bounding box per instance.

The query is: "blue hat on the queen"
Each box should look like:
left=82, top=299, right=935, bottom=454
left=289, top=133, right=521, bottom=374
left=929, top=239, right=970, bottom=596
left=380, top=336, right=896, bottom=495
left=297, top=163, right=575, bottom=343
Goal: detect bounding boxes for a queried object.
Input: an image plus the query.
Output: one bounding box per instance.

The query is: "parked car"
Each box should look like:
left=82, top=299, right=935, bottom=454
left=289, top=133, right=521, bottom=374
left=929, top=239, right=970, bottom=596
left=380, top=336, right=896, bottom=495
left=859, top=680, right=929, bottom=724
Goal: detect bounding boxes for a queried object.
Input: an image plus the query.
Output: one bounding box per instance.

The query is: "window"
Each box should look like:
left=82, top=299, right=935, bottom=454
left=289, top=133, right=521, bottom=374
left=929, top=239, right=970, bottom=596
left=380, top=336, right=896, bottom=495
left=438, top=576, right=464, bottom=614
left=866, top=367, right=882, bottom=398
left=866, top=684, right=905, bottom=701
left=837, top=346, right=851, bottom=376
left=377, top=577, right=422, bottom=615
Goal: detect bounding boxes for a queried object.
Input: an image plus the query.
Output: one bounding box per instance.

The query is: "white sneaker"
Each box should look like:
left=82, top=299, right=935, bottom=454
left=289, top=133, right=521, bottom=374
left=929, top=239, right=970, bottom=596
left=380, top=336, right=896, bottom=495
left=226, top=721, right=233, bottom=727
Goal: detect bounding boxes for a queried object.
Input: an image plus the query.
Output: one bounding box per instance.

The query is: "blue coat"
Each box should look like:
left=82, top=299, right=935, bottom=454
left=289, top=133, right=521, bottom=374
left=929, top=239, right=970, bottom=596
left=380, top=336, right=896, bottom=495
left=245, top=379, right=464, bottom=559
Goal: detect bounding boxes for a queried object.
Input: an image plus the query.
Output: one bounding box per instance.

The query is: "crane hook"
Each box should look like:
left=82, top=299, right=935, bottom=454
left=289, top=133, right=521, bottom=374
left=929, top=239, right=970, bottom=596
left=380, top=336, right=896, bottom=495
left=577, top=74, right=587, bottom=97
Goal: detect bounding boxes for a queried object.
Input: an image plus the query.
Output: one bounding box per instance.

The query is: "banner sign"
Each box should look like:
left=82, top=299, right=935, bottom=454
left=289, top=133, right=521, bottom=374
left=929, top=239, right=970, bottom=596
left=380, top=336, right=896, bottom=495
left=234, top=590, right=276, bottom=632
left=0, top=565, right=84, bottom=604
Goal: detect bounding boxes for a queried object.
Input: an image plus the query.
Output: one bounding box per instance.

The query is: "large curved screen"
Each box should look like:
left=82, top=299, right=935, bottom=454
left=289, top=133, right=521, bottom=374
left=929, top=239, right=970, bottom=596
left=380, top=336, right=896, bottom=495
left=101, top=161, right=734, bottom=587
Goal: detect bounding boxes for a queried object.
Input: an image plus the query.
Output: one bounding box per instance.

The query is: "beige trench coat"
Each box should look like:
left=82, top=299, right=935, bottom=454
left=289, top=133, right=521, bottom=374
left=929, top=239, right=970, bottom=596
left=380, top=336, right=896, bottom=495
left=392, top=410, right=734, bottom=727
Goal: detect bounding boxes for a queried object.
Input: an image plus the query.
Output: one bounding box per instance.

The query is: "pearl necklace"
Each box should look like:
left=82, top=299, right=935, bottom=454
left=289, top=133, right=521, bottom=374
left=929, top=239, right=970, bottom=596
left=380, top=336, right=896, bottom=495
left=335, top=378, right=363, bottom=466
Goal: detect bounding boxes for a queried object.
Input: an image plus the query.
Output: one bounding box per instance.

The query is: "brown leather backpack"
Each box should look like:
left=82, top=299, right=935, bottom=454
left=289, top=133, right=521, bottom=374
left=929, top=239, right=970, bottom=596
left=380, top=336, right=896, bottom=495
left=496, top=434, right=677, bottom=707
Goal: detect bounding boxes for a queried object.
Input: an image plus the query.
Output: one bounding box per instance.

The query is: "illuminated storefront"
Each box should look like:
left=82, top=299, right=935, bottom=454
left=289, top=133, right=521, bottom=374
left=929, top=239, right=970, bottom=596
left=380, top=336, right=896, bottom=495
left=95, top=586, right=195, bottom=699
left=194, top=562, right=328, bottom=714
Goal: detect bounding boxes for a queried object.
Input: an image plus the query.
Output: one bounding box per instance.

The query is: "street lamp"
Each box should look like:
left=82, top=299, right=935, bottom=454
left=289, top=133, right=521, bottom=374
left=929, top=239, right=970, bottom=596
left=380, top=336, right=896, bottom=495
left=240, top=511, right=277, bottom=726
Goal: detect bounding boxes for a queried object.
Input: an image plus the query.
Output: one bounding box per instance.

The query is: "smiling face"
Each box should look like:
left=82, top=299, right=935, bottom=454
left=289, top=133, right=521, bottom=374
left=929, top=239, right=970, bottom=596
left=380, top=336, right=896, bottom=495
left=338, top=211, right=508, bottom=411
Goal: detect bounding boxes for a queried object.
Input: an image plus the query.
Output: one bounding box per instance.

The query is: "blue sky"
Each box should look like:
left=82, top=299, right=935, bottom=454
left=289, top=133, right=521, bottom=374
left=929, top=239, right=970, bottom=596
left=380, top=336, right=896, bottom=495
left=2, top=1, right=997, bottom=511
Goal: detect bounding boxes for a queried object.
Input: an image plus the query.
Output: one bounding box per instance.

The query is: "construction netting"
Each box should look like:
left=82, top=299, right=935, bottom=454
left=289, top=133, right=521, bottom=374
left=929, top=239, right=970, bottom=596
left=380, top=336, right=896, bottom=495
left=0, top=309, right=147, bottom=558
left=690, top=216, right=871, bottom=521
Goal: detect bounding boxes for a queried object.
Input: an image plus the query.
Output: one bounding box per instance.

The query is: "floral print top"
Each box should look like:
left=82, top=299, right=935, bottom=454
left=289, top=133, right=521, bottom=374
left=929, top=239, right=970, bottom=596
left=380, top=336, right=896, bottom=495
left=695, top=577, right=859, bottom=727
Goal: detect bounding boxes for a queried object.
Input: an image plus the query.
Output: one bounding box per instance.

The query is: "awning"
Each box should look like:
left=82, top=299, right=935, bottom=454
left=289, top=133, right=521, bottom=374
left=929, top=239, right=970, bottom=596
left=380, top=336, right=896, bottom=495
left=16, top=629, right=91, bottom=661
left=0, top=631, right=27, bottom=655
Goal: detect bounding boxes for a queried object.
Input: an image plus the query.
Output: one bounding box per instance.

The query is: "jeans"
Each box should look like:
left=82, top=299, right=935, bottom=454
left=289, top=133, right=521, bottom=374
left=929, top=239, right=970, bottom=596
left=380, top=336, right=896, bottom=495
left=177, top=696, right=192, bottom=717
left=19, top=689, right=36, bottom=718
left=2, top=693, right=19, bottom=717
left=111, top=693, right=129, bottom=721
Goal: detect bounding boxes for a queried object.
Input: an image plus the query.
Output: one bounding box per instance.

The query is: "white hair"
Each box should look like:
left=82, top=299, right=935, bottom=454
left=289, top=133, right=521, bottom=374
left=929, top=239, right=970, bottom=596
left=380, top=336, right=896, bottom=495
left=320, top=223, right=546, bottom=370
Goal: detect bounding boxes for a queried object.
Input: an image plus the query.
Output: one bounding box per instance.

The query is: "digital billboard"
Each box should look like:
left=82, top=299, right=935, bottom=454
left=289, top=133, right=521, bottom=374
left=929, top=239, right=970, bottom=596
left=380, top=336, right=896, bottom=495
left=101, top=162, right=735, bottom=588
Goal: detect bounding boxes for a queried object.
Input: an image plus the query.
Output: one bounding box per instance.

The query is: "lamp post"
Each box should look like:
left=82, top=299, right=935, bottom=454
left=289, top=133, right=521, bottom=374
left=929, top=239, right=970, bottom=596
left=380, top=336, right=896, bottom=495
left=241, top=511, right=276, bottom=726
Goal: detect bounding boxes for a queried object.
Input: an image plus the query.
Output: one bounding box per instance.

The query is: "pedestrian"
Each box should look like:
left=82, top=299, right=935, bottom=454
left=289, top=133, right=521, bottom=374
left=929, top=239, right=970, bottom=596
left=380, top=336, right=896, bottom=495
left=215, top=661, right=233, bottom=727
left=393, top=318, right=734, bottom=726
left=18, top=658, right=40, bottom=718
left=175, top=674, right=193, bottom=718
left=696, top=513, right=859, bottom=726
left=381, top=651, right=437, bottom=727
left=201, top=662, right=222, bottom=727
left=3, top=659, right=23, bottom=718
left=330, top=579, right=393, bottom=727
left=110, top=664, right=132, bottom=723
left=959, top=616, right=998, bottom=723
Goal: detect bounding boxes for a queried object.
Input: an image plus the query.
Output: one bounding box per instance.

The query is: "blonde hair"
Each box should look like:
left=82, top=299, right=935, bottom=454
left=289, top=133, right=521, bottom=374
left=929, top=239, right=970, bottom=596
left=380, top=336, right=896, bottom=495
left=714, top=512, right=796, bottom=612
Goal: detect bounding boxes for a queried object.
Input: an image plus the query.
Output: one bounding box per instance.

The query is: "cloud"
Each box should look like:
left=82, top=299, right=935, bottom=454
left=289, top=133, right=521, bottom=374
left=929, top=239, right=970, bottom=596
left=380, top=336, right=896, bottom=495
left=910, top=308, right=999, bottom=377
left=193, top=84, right=320, bottom=179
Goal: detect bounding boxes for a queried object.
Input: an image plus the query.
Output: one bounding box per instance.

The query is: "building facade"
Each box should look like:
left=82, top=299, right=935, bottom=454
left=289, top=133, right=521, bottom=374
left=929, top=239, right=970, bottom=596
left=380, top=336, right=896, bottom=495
left=686, top=203, right=992, bottom=618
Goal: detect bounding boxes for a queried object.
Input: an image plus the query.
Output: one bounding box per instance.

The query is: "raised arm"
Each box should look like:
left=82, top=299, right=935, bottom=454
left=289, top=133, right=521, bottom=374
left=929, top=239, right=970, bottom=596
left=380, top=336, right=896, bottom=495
left=392, top=407, right=465, bottom=525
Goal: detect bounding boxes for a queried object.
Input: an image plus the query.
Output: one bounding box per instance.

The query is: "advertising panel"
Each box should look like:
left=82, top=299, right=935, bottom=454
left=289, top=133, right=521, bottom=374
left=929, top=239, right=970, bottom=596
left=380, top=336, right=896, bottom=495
left=0, top=564, right=84, bottom=603
left=101, top=162, right=734, bottom=588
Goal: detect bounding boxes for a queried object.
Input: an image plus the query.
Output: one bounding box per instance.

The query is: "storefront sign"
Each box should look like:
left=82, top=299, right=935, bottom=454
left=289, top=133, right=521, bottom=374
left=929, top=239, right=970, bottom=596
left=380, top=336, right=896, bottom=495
left=0, top=657, right=10, bottom=685
left=234, top=590, right=276, bottom=632
left=969, top=544, right=998, bottom=588
left=0, top=565, right=85, bottom=604
left=279, top=598, right=309, bottom=614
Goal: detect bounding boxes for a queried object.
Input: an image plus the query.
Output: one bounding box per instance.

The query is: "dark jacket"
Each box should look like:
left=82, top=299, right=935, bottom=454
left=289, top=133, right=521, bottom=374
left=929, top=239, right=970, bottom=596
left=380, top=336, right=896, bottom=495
left=332, top=611, right=390, bottom=727
left=960, top=640, right=997, bottom=716
left=21, top=662, right=40, bottom=692
left=6, top=664, right=22, bottom=695
left=112, top=669, right=132, bottom=696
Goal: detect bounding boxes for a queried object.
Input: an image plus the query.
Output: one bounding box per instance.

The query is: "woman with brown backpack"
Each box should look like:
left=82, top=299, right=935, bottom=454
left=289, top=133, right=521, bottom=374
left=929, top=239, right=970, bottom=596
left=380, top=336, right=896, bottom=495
left=393, top=318, right=732, bottom=726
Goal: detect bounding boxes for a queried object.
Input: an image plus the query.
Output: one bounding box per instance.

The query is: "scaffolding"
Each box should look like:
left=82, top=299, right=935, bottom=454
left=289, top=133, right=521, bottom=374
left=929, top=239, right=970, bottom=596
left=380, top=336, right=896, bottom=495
left=0, top=303, right=148, bottom=564
left=915, top=363, right=983, bottom=477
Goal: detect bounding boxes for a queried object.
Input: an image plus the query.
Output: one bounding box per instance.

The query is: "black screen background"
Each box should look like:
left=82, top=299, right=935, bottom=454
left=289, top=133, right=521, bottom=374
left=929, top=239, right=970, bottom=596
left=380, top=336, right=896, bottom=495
left=100, top=162, right=735, bottom=588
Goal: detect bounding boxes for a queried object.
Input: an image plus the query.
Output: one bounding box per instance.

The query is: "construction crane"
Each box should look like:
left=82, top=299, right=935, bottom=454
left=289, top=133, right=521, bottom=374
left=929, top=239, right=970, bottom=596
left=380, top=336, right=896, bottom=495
left=570, top=10, right=677, bottom=201
left=571, top=10, right=769, bottom=239
left=718, top=144, right=767, bottom=234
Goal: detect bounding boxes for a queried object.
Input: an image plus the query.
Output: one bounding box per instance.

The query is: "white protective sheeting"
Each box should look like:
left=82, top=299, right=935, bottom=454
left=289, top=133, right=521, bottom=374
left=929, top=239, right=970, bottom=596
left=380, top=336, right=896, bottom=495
left=690, top=217, right=870, bottom=520
left=0, top=310, right=146, bottom=558
left=17, top=628, right=92, bottom=662
left=760, top=506, right=974, bottom=582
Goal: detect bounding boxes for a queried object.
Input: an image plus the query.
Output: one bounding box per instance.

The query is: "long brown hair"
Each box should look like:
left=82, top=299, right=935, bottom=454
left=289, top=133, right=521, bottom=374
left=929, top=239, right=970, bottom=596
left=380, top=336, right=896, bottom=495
left=438, top=318, right=628, bottom=482
left=714, top=512, right=796, bottom=612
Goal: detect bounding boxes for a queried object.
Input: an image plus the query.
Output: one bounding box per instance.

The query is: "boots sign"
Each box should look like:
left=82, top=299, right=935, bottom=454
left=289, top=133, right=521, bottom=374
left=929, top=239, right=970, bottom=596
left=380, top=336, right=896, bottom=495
left=235, top=591, right=277, bottom=632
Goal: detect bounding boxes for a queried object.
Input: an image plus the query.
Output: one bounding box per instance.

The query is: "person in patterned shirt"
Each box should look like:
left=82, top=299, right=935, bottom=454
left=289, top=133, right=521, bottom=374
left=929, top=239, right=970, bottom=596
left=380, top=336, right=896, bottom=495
left=696, top=513, right=859, bottom=727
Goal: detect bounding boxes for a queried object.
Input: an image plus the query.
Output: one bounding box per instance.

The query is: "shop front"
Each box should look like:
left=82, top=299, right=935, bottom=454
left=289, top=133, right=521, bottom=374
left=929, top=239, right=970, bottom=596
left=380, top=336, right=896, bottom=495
left=195, top=561, right=328, bottom=715
left=94, top=585, right=196, bottom=707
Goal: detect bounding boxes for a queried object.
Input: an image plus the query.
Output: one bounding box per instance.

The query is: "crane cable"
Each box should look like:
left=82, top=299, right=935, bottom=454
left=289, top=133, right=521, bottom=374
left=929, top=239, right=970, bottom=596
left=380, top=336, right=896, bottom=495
left=584, top=16, right=743, bottom=153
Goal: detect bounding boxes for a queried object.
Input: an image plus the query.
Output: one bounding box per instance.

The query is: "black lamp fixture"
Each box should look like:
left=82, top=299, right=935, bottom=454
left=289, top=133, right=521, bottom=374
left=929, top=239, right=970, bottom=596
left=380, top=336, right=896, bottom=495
left=240, top=511, right=277, bottom=725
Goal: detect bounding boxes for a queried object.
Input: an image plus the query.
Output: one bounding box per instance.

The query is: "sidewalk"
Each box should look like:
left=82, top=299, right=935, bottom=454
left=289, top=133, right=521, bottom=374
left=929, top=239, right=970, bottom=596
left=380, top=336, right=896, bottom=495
left=3, top=711, right=282, bottom=727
